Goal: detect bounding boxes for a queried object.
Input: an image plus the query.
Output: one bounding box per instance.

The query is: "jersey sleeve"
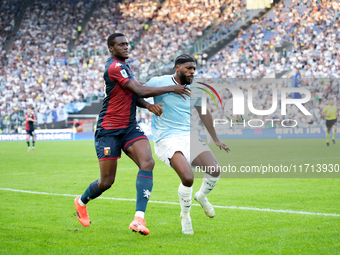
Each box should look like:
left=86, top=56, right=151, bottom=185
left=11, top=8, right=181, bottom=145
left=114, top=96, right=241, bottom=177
left=323, top=106, right=328, bottom=114
left=144, top=77, right=160, bottom=88
left=108, top=63, right=134, bottom=88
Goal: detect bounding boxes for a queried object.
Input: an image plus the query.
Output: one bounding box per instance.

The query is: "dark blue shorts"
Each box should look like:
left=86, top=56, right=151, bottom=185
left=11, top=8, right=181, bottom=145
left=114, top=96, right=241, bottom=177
left=26, top=130, right=35, bottom=136
left=95, top=124, right=148, bottom=161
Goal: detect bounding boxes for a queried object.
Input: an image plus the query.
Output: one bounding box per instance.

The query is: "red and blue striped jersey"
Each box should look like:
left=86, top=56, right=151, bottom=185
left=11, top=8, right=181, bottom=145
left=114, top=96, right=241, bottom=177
left=97, top=57, right=137, bottom=133
left=25, top=114, right=35, bottom=131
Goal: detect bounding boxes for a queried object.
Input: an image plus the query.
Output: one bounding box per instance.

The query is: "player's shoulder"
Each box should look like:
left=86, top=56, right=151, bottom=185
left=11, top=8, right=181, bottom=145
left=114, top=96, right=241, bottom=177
left=106, top=57, right=127, bottom=71
left=149, top=75, right=173, bottom=84
left=105, top=57, right=114, bottom=68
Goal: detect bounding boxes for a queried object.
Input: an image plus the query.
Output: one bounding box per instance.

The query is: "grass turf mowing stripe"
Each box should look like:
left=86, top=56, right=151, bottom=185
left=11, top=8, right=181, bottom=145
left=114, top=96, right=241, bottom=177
left=0, top=167, right=143, bottom=176
left=1, top=187, right=340, bottom=217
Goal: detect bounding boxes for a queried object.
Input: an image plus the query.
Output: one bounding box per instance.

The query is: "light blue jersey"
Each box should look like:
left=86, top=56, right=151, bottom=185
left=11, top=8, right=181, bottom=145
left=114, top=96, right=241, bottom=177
left=145, top=75, right=200, bottom=143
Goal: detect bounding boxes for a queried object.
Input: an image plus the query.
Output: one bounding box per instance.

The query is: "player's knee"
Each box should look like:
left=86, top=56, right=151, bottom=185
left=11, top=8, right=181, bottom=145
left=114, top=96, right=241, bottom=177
left=209, top=170, right=221, bottom=178
left=98, top=177, right=115, bottom=191
left=208, top=164, right=221, bottom=177
left=140, top=157, right=155, bottom=171
left=182, top=175, right=194, bottom=187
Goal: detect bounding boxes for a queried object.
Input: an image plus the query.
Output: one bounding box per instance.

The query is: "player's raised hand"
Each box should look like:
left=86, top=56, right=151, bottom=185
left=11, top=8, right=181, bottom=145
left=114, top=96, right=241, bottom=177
left=172, top=84, right=191, bottom=100
left=146, top=103, right=164, bottom=117
left=214, top=139, right=231, bottom=153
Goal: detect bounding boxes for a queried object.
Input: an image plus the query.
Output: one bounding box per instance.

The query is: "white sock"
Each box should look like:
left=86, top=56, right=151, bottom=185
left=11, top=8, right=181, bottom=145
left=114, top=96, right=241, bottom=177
left=78, top=197, right=86, bottom=207
left=178, top=183, right=193, bottom=218
left=135, top=211, right=145, bottom=219
left=197, top=173, right=220, bottom=198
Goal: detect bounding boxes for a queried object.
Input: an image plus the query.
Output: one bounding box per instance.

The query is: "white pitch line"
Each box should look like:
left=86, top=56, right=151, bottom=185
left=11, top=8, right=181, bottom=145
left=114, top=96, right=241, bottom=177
left=1, top=187, right=339, bottom=217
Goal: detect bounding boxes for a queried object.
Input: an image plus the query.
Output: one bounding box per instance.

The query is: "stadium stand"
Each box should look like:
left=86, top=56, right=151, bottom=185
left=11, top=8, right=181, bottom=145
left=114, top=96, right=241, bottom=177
left=196, top=0, right=340, bottom=79
left=0, top=0, right=21, bottom=49
left=0, top=0, right=339, bottom=133
left=10, top=0, right=93, bottom=55
left=73, top=0, right=161, bottom=52
left=132, top=0, right=245, bottom=80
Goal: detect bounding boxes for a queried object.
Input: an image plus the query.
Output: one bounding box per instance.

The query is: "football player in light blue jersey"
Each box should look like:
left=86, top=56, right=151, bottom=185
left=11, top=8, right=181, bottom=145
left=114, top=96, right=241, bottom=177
left=145, top=54, right=230, bottom=235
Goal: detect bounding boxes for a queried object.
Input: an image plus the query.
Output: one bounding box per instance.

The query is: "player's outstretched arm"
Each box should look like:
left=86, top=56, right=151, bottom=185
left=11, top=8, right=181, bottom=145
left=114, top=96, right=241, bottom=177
left=136, top=98, right=164, bottom=117
left=125, top=79, right=191, bottom=99
left=195, top=105, right=230, bottom=152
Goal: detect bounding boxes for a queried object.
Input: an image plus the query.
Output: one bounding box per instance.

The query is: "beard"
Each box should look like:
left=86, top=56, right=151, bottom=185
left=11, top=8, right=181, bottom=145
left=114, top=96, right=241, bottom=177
left=179, top=72, right=192, bottom=85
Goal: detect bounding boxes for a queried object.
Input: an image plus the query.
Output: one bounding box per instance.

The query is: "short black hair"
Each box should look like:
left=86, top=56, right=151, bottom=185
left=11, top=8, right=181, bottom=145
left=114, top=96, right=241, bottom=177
left=107, top=33, right=126, bottom=48
left=173, top=54, right=196, bottom=68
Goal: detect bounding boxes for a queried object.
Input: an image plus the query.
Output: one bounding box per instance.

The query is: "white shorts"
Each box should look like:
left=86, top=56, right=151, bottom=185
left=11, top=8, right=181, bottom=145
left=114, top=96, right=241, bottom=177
left=154, top=134, right=211, bottom=168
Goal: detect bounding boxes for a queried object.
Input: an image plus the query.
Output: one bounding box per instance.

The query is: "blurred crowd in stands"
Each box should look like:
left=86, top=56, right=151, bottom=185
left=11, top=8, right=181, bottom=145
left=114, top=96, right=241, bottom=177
left=0, top=0, right=339, bottom=133
left=0, top=0, right=20, bottom=49
left=196, top=0, right=340, bottom=79
left=74, top=0, right=161, bottom=51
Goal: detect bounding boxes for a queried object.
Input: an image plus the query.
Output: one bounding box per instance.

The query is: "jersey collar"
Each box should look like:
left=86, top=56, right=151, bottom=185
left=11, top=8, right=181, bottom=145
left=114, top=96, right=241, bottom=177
left=172, top=75, right=190, bottom=87
left=111, top=57, right=126, bottom=64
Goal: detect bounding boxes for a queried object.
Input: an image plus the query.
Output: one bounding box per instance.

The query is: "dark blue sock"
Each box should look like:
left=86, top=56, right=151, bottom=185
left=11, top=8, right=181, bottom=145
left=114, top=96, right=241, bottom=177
left=27, top=141, right=30, bottom=147
left=32, top=141, right=35, bottom=147
left=136, top=170, right=153, bottom=212
left=80, top=179, right=103, bottom=204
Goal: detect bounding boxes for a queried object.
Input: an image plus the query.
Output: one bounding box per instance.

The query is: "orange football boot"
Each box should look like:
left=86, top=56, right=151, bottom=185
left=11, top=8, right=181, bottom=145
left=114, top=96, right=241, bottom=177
left=74, top=196, right=90, bottom=227
left=129, top=217, right=149, bottom=235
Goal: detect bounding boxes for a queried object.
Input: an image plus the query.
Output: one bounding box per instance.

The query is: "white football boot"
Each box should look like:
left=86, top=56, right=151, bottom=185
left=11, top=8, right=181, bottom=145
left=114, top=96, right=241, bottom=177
left=180, top=213, right=194, bottom=235
left=194, top=192, right=215, bottom=218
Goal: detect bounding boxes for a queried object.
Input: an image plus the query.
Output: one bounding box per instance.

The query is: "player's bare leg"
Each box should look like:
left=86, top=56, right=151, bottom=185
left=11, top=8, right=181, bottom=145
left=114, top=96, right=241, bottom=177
left=125, top=139, right=154, bottom=235
left=170, top=151, right=194, bottom=234
left=26, top=134, right=30, bottom=151
left=192, top=151, right=221, bottom=218
left=97, top=159, right=118, bottom=191
left=332, top=124, right=337, bottom=144
left=74, top=159, right=117, bottom=227
left=326, top=128, right=331, bottom=146
left=31, top=135, right=35, bottom=151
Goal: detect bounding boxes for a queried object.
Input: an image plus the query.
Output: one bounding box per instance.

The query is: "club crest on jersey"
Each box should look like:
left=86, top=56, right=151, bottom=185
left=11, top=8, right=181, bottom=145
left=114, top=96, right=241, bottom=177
left=104, top=147, right=111, bottom=156
left=120, top=70, right=128, bottom=78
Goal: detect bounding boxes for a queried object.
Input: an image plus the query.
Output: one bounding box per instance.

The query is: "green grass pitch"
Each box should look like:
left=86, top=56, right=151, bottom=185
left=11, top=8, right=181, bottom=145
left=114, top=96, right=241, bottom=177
left=0, top=139, right=339, bottom=254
